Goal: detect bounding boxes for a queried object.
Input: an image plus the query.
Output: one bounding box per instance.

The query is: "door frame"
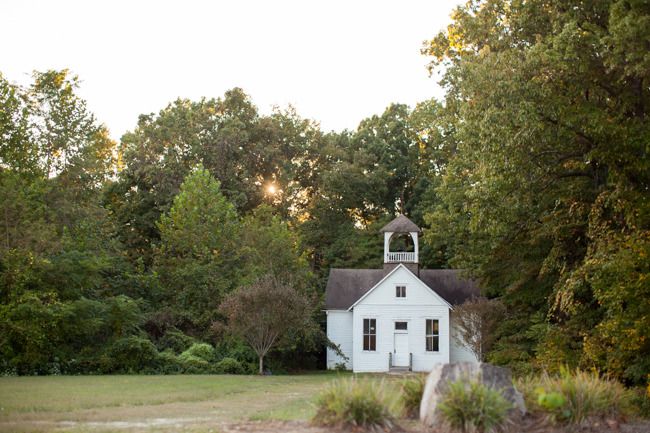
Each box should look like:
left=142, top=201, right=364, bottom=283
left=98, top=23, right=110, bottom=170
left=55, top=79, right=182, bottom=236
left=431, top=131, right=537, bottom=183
left=393, top=320, right=410, bottom=367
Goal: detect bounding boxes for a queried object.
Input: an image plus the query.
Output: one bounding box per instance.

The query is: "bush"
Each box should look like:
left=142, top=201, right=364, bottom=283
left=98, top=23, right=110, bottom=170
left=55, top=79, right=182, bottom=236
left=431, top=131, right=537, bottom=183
left=179, top=343, right=216, bottom=363
left=438, top=379, right=511, bottom=433
left=517, top=368, right=635, bottom=423
left=157, top=350, right=183, bottom=374
left=180, top=355, right=212, bottom=374
left=312, top=378, right=399, bottom=431
left=630, top=386, right=650, bottom=419
left=214, top=357, right=246, bottom=374
left=401, top=374, right=426, bottom=418
left=158, top=328, right=197, bottom=353
left=105, top=336, right=159, bottom=373
left=518, top=368, right=634, bottom=423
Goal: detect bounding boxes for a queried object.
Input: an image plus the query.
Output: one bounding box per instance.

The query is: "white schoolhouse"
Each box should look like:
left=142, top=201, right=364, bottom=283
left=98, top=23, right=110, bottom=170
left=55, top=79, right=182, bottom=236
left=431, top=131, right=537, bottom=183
left=325, top=215, right=479, bottom=373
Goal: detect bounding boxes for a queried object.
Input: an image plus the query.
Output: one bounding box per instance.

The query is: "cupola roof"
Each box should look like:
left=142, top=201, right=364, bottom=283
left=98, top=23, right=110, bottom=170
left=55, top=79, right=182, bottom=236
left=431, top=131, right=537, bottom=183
left=379, top=214, right=421, bottom=233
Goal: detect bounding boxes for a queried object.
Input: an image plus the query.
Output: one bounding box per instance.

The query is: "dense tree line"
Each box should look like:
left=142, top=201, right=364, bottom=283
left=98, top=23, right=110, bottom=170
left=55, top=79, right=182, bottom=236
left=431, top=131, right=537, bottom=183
left=423, top=0, right=649, bottom=384
left=1, top=0, right=648, bottom=383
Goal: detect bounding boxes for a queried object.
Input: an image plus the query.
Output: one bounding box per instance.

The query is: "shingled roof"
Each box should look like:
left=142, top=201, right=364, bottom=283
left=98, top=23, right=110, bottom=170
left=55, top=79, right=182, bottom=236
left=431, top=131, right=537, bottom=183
left=380, top=214, right=421, bottom=233
left=324, top=267, right=480, bottom=310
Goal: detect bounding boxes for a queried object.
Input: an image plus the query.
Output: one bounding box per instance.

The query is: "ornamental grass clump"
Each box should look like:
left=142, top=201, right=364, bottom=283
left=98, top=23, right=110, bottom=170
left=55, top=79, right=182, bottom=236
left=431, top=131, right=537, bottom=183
left=438, top=379, right=511, bottom=433
left=312, top=377, right=400, bottom=431
left=517, top=368, right=634, bottom=424
left=401, top=374, right=426, bottom=418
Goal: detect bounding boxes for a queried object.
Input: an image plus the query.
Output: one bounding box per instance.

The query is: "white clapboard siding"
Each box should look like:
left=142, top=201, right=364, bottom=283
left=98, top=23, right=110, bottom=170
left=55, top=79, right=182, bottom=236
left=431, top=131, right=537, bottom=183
left=326, top=310, right=353, bottom=369
left=351, top=265, right=451, bottom=373
left=449, top=314, right=479, bottom=363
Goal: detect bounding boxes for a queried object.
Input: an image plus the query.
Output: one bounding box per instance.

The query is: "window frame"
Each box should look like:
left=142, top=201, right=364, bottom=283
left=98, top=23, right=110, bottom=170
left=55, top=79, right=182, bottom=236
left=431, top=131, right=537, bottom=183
left=395, top=285, right=407, bottom=298
left=363, top=318, right=377, bottom=352
left=425, top=319, right=440, bottom=352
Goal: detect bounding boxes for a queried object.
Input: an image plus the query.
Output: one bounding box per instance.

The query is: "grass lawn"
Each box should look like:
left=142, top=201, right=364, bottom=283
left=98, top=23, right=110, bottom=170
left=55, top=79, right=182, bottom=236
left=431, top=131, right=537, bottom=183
left=0, top=373, right=358, bottom=433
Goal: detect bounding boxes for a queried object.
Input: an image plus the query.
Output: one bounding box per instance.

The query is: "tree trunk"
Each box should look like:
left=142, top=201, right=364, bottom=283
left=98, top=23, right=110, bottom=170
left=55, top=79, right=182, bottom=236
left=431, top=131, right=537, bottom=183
left=259, top=355, right=264, bottom=375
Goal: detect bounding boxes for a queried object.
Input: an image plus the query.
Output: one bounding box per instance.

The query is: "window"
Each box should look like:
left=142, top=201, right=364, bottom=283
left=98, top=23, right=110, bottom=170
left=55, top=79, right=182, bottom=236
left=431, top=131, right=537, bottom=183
left=396, top=285, right=406, bottom=298
left=395, top=321, right=408, bottom=331
left=363, top=318, right=376, bottom=351
left=426, top=319, right=439, bottom=352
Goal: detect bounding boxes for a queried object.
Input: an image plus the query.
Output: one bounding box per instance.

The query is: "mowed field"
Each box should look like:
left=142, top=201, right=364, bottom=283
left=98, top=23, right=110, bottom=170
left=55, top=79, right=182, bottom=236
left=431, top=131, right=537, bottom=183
left=0, top=373, right=358, bottom=433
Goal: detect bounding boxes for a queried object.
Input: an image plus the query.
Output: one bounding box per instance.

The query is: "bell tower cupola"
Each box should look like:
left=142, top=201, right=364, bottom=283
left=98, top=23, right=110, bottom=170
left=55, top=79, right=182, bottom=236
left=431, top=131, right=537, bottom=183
left=380, top=214, right=421, bottom=275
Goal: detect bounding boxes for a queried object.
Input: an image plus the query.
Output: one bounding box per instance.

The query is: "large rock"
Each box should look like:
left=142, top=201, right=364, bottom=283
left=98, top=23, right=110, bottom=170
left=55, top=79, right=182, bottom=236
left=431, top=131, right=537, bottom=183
left=419, top=362, right=526, bottom=427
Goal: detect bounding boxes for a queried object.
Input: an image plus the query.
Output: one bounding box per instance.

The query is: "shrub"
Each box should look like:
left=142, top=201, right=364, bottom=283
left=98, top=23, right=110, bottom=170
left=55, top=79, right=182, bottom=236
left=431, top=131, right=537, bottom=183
left=214, top=357, right=246, bottom=374
left=401, top=374, right=426, bottom=418
left=438, top=379, right=511, bottom=433
left=158, top=328, right=196, bottom=353
left=313, top=378, right=399, bottom=431
left=630, top=387, right=650, bottom=419
left=180, top=355, right=211, bottom=374
left=105, top=336, right=159, bottom=373
left=179, top=343, right=216, bottom=363
left=517, top=368, right=634, bottom=423
left=157, top=350, right=183, bottom=374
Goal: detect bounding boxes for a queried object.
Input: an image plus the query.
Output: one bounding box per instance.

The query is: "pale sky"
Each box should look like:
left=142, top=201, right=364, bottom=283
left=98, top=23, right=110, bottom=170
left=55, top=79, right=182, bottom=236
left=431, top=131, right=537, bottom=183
left=2, top=0, right=461, bottom=140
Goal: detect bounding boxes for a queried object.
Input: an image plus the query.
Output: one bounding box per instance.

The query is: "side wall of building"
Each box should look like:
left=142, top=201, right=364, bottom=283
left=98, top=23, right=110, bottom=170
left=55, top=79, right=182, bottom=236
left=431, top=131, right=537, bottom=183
left=326, top=310, right=353, bottom=369
left=449, top=312, right=479, bottom=363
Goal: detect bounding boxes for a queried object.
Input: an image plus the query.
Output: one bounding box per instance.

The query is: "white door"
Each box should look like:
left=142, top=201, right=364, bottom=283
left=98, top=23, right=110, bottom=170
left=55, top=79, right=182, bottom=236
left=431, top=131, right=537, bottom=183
left=393, top=333, right=409, bottom=366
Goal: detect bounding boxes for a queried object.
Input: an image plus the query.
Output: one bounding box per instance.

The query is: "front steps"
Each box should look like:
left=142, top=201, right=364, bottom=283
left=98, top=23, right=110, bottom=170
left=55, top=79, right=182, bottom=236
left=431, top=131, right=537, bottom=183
left=388, top=366, right=411, bottom=374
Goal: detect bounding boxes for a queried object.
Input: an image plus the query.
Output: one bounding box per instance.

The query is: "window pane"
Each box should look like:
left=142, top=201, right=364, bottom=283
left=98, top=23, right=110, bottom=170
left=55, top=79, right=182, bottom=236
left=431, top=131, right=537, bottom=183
left=396, top=287, right=400, bottom=297
left=363, top=319, right=369, bottom=334
left=369, top=335, right=376, bottom=351
left=363, top=335, right=369, bottom=350
left=432, top=336, right=439, bottom=351
left=369, top=319, right=376, bottom=333
left=433, top=320, right=439, bottom=333
left=426, top=319, right=432, bottom=335
left=395, top=322, right=407, bottom=330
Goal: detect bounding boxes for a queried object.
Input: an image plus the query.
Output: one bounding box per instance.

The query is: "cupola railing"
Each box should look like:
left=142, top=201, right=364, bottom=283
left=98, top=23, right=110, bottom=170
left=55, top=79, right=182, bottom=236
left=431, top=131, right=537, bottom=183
left=385, top=251, right=416, bottom=263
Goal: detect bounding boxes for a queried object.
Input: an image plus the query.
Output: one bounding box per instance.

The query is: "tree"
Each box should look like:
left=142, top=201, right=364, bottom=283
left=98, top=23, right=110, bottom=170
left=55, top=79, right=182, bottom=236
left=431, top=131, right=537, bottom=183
left=422, top=0, right=649, bottom=381
left=452, top=297, right=505, bottom=362
left=218, top=275, right=314, bottom=374
left=240, top=204, right=310, bottom=283
left=154, top=165, right=240, bottom=337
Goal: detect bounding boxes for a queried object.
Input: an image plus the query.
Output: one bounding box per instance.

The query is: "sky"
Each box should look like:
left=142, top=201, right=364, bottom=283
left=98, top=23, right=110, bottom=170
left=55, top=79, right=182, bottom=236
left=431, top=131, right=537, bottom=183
left=2, top=0, right=461, bottom=140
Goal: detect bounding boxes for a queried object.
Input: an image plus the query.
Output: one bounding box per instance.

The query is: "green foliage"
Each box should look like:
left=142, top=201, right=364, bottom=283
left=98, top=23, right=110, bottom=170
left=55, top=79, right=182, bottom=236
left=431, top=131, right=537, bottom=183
left=219, top=275, right=316, bottom=375
left=179, top=343, right=216, bottom=363
left=105, top=336, right=159, bottom=373
left=517, top=368, right=634, bottom=423
left=313, top=378, right=399, bottom=430
left=240, top=205, right=310, bottom=283
left=157, top=350, right=183, bottom=374
left=154, top=166, right=240, bottom=337
left=422, top=0, right=650, bottom=384
left=438, top=379, right=511, bottom=433
left=157, top=328, right=197, bottom=354
left=400, top=374, right=426, bottom=418
left=179, top=355, right=211, bottom=374
left=214, top=357, right=246, bottom=375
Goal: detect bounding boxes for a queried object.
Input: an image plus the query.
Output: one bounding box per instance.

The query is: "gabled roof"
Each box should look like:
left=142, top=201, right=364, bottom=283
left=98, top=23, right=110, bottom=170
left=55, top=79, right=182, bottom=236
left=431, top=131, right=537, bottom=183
left=380, top=214, right=421, bottom=233
left=324, top=267, right=479, bottom=310
left=347, top=264, right=452, bottom=310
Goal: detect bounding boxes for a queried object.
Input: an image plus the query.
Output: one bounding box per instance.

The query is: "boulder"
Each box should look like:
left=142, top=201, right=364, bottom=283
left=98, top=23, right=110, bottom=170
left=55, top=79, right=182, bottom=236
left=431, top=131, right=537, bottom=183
left=419, top=362, right=526, bottom=427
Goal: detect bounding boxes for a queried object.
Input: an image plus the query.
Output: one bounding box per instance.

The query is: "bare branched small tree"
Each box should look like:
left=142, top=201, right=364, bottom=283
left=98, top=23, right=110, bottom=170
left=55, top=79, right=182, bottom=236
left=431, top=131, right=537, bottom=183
left=218, top=274, right=313, bottom=374
left=452, top=297, right=505, bottom=362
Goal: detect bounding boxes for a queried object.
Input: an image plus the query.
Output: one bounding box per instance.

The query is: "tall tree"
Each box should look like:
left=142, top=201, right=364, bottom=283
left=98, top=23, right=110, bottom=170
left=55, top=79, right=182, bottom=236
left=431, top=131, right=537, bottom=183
left=422, top=0, right=649, bottom=382
left=154, top=165, right=240, bottom=337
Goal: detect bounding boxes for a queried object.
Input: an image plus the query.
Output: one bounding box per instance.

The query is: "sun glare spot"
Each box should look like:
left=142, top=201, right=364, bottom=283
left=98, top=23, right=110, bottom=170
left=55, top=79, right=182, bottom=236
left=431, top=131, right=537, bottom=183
left=266, top=184, right=277, bottom=195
